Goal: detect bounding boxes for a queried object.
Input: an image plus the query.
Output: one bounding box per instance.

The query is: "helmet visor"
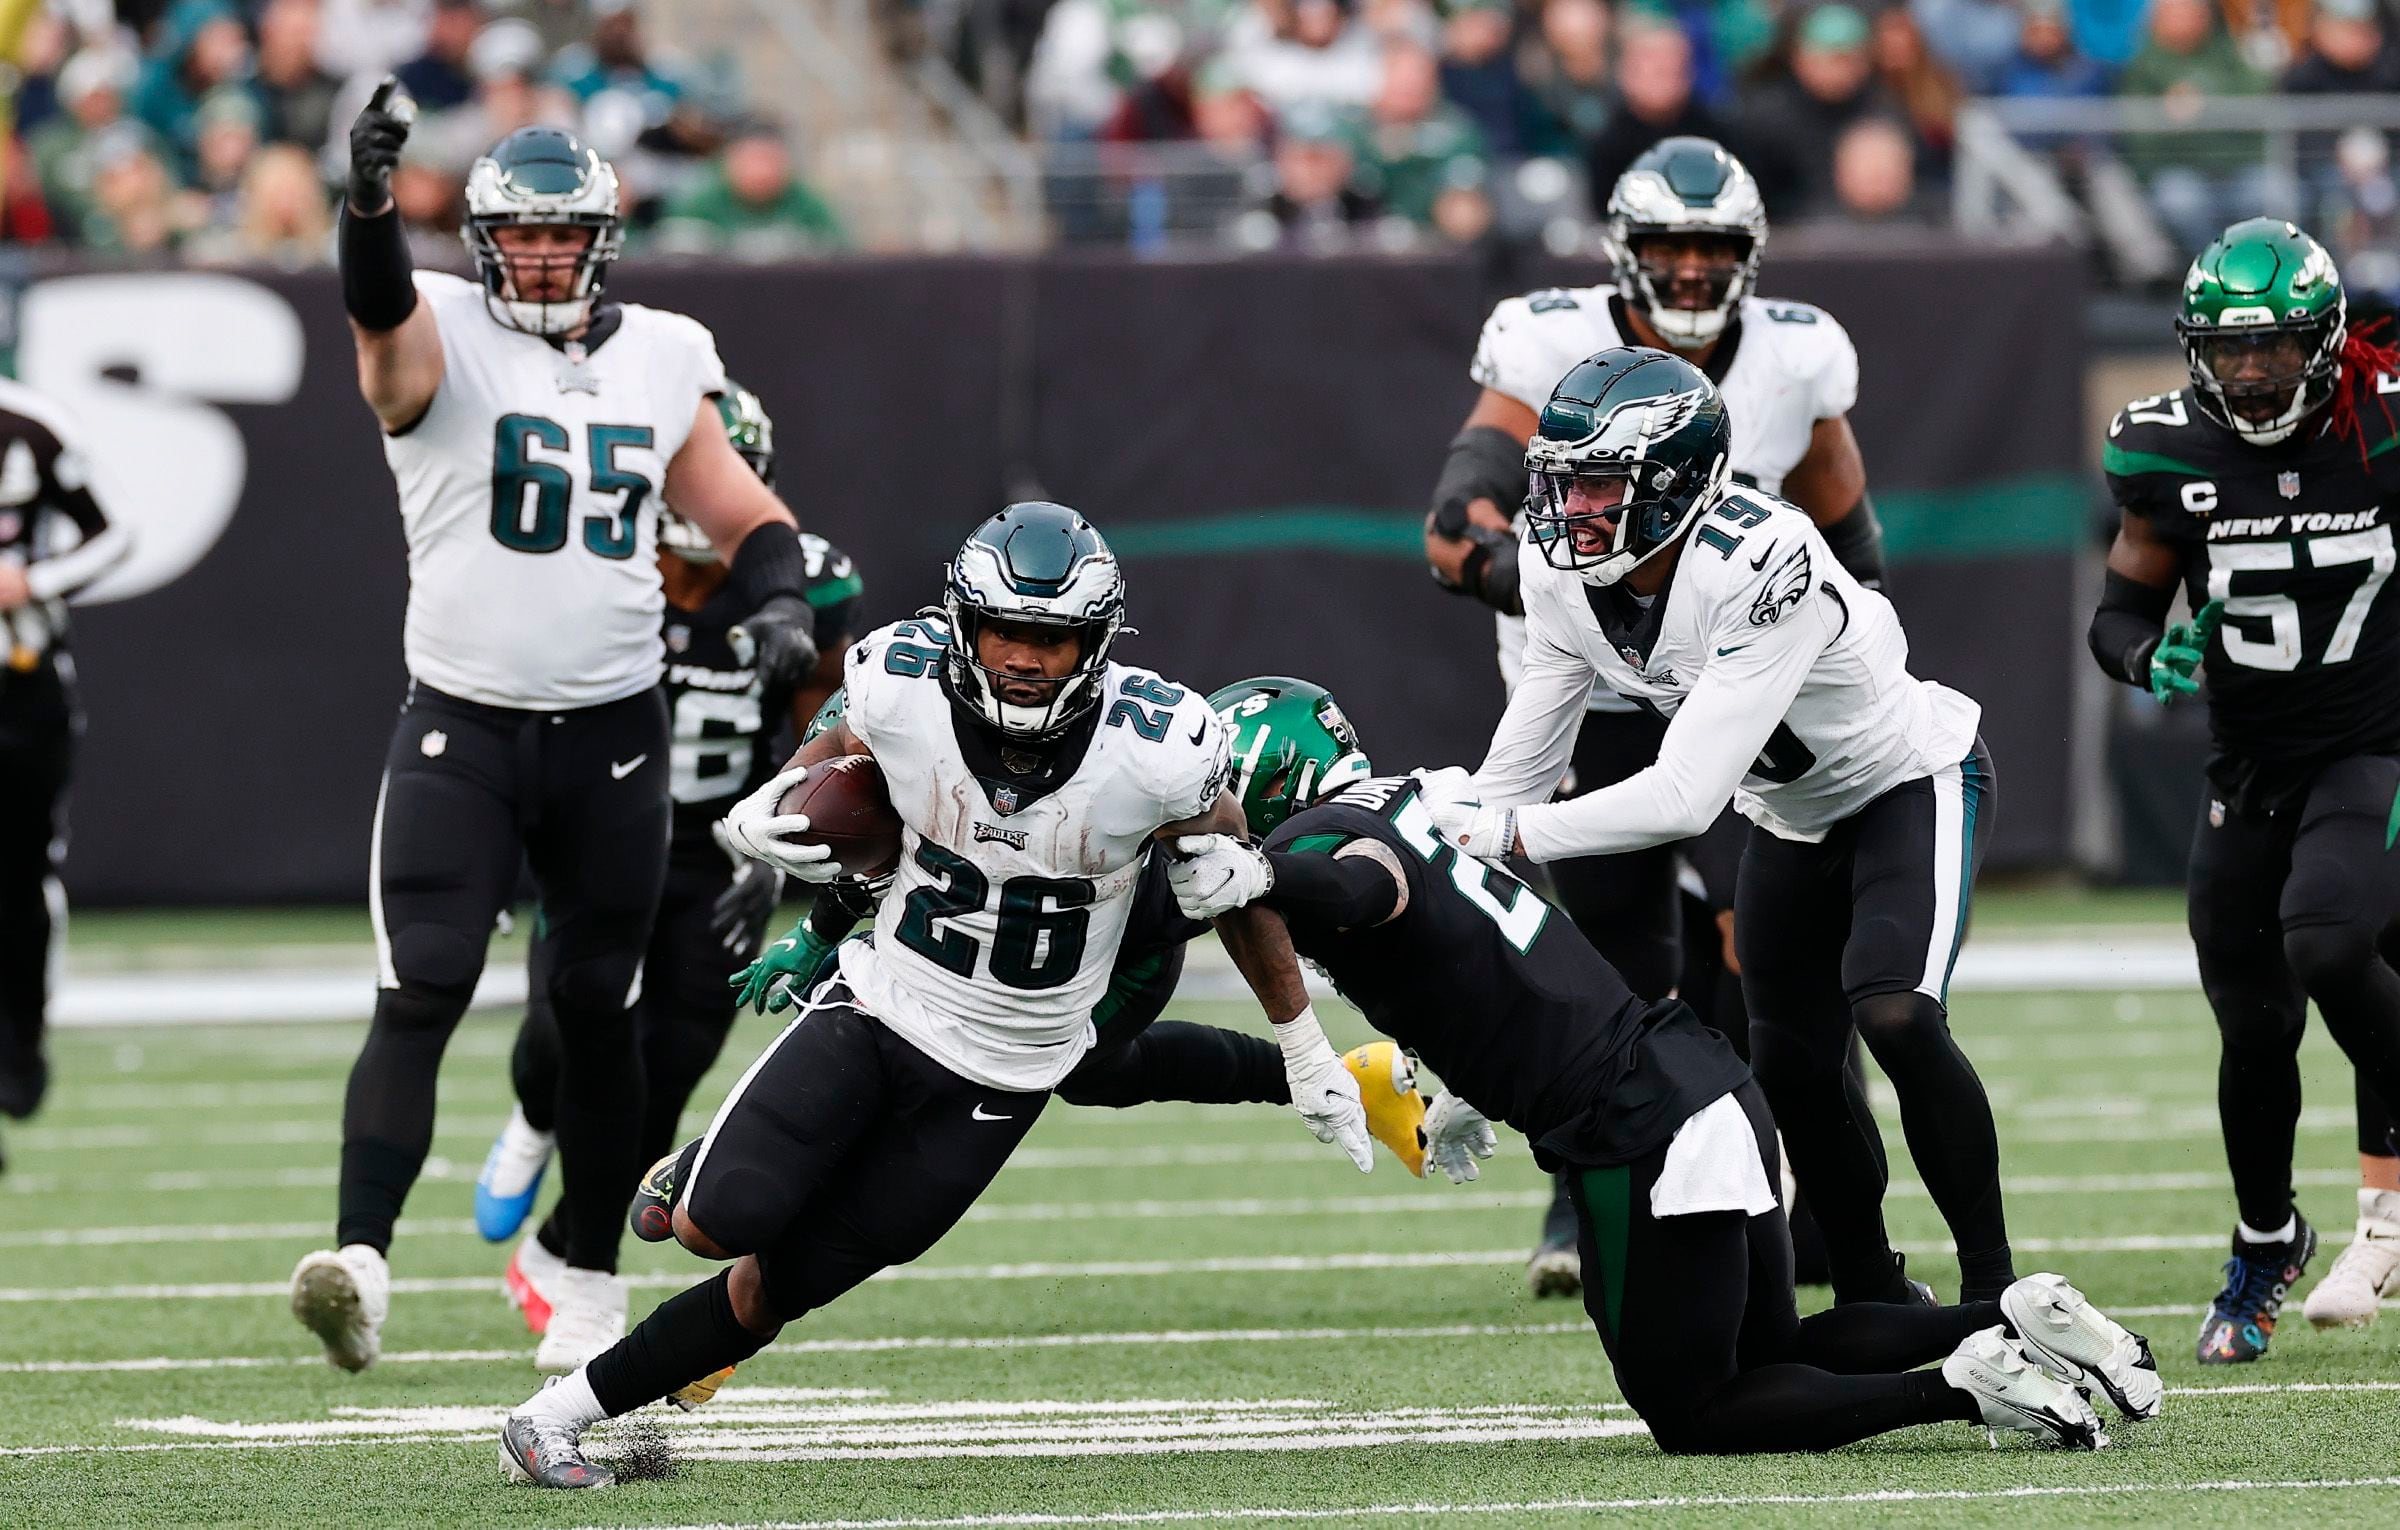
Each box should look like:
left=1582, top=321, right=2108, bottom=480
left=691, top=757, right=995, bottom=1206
left=1626, top=231, right=1751, bottom=317
left=1522, top=465, right=1634, bottom=571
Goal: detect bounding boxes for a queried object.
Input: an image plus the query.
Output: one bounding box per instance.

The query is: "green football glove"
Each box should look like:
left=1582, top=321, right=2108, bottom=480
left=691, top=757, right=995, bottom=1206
left=2148, top=599, right=2222, bottom=704
left=729, top=920, right=839, bottom=1014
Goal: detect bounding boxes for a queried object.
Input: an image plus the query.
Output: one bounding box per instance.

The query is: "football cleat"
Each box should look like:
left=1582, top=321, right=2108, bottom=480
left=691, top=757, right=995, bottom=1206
left=535, top=1266, right=628, bottom=1374
left=1527, top=1172, right=1581, bottom=1297
left=1941, top=1326, right=2108, bottom=1449
left=506, top=1233, right=567, bottom=1336
left=1342, top=1042, right=1428, bottom=1177
left=290, top=1243, right=390, bottom=1373
left=474, top=1105, right=555, bottom=1242
left=668, top=1365, right=736, bottom=1412
left=500, top=1380, right=614, bottom=1490
left=2001, top=1272, right=2162, bottom=1421
left=2197, top=1216, right=2318, bottom=1364
left=631, top=1140, right=697, bottom=1243
left=2304, top=1189, right=2400, bottom=1329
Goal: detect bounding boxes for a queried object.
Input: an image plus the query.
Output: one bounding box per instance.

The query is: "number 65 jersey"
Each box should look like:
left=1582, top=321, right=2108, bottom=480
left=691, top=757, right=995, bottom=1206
left=834, top=619, right=1232, bottom=1092
left=2105, top=379, right=2400, bottom=783
left=385, top=270, right=728, bottom=710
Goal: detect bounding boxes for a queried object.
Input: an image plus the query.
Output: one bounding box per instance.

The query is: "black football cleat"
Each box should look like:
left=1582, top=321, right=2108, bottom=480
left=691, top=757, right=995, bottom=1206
left=2197, top=1215, right=2318, bottom=1365
left=630, top=1139, right=701, bottom=1243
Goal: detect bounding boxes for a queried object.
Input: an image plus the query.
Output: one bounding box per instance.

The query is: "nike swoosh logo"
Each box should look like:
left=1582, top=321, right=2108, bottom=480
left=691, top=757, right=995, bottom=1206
left=610, top=755, right=648, bottom=780
left=1749, top=548, right=1773, bottom=570
left=970, top=1104, right=1013, bottom=1122
left=1715, top=644, right=1752, bottom=657
left=1188, top=719, right=1209, bottom=746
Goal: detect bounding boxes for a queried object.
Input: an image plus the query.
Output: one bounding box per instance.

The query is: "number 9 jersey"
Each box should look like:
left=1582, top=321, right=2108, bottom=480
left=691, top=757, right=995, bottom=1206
left=833, top=618, right=1233, bottom=1092
left=384, top=271, right=729, bottom=709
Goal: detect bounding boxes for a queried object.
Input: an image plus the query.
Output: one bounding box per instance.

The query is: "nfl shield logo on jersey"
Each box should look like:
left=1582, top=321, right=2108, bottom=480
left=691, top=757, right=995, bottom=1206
left=665, top=625, right=690, bottom=654
left=993, top=785, right=1021, bottom=816
left=2278, top=471, right=2301, bottom=499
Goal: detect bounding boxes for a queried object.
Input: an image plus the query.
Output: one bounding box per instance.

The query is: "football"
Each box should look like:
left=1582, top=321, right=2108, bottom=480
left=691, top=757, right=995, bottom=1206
left=775, top=754, right=904, bottom=879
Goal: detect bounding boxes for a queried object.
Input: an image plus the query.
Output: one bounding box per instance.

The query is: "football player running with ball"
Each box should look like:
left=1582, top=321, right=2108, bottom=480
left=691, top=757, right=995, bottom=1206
left=496, top=505, right=1372, bottom=1488
left=2091, top=218, right=2400, bottom=1364
left=1424, top=138, right=1886, bottom=1294
left=1419, top=347, right=2015, bottom=1309
left=290, top=86, right=820, bottom=1374
left=1169, top=679, right=2158, bottom=1454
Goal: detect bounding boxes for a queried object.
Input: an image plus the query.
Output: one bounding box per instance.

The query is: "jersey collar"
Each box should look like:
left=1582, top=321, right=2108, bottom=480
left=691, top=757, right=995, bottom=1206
left=949, top=701, right=1102, bottom=817
left=1582, top=574, right=1677, bottom=666
left=546, top=302, right=624, bottom=357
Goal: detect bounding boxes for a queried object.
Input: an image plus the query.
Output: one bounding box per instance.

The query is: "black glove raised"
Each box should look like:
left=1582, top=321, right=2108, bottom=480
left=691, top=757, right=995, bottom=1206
left=347, top=76, right=416, bottom=213
left=729, top=594, right=818, bottom=697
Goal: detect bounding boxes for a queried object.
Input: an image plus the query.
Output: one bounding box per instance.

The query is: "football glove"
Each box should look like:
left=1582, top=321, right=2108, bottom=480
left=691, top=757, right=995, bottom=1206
left=729, top=919, right=840, bottom=1014
left=1429, top=799, right=1516, bottom=862
left=1166, top=833, right=1272, bottom=920
left=708, top=823, right=785, bottom=957
left=1422, top=1091, right=1498, bottom=1184
left=729, top=595, right=819, bottom=699
left=719, top=765, right=843, bottom=882
left=1277, top=1007, right=1374, bottom=1173
left=346, top=76, right=415, bottom=212
left=2147, top=599, right=2221, bottom=704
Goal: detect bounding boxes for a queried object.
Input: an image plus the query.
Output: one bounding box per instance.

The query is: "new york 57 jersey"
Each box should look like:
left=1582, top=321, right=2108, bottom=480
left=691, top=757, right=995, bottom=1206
left=833, top=618, right=1231, bottom=1091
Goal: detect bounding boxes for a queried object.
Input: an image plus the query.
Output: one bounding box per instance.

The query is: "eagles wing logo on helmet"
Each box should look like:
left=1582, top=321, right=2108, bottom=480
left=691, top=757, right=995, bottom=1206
left=1547, top=385, right=1711, bottom=461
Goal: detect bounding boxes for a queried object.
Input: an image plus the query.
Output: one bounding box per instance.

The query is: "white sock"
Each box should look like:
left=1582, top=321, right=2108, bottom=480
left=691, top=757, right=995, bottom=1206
left=2238, top=1216, right=2298, bottom=1245
left=524, top=1368, right=605, bottom=1428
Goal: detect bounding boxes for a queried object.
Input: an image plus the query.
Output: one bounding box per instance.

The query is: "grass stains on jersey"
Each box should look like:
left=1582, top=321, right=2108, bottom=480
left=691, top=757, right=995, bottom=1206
left=2105, top=374, right=2400, bottom=786
left=1261, top=775, right=1746, bottom=1167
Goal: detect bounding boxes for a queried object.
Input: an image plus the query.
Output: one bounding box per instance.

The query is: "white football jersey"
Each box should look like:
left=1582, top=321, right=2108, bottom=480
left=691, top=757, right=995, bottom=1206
left=385, top=271, right=728, bottom=709
left=834, top=618, right=1232, bottom=1092
left=1498, top=490, right=1977, bottom=843
left=1469, top=283, right=1859, bottom=711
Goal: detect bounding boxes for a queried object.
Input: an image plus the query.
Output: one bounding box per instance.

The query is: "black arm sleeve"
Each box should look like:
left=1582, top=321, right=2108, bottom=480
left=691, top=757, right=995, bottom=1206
left=1818, top=491, right=1887, bottom=589
left=2089, top=567, right=2176, bottom=686
left=338, top=202, right=418, bottom=331
left=726, top=522, right=810, bottom=609
left=1429, top=424, right=1527, bottom=537
left=1262, top=846, right=1401, bottom=931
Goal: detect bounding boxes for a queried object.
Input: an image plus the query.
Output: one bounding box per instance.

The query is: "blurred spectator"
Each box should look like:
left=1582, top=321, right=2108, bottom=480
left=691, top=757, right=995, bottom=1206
left=1221, top=0, right=1383, bottom=119
left=1629, top=0, right=1778, bottom=107
left=185, top=88, right=266, bottom=235
left=1248, top=101, right=1378, bottom=248
left=1827, top=114, right=1931, bottom=222
left=1993, top=0, right=2111, bottom=101
left=11, top=10, right=71, bottom=137
left=84, top=132, right=182, bottom=254
left=417, top=18, right=577, bottom=171
left=255, top=0, right=344, bottom=153
left=1910, top=0, right=2021, bottom=90
left=654, top=122, right=848, bottom=257
left=2283, top=0, right=2400, bottom=92
left=1741, top=4, right=1903, bottom=217
left=1439, top=0, right=1535, bottom=157
left=553, top=0, right=718, bottom=165
left=2328, top=127, right=2400, bottom=298
left=0, top=139, right=58, bottom=245
left=1193, top=74, right=1274, bottom=153
left=2118, top=0, right=2279, bottom=253
left=30, top=50, right=156, bottom=242
left=230, top=142, right=337, bottom=266
left=1871, top=6, right=1962, bottom=165
left=317, top=0, right=438, bottom=80
left=1519, top=0, right=1612, bottom=156
left=1430, top=173, right=1496, bottom=245
left=2071, top=0, right=2154, bottom=68
left=1350, top=41, right=1486, bottom=225
left=392, top=143, right=465, bottom=262
left=2219, top=0, right=2312, bottom=73
left=131, top=3, right=258, bottom=181
left=1584, top=21, right=1730, bottom=199
left=396, top=0, right=488, bottom=113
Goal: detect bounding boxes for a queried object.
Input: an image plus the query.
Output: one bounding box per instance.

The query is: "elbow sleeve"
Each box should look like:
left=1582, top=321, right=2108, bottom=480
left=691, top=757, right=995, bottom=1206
left=727, top=522, right=809, bottom=609
left=2089, top=568, right=2175, bottom=686
left=1820, top=492, right=1886, bottom=589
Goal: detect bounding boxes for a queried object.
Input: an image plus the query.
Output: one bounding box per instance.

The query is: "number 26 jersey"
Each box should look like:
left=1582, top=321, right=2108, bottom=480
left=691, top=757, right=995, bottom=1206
left=384, top=271, right=728, bottom=710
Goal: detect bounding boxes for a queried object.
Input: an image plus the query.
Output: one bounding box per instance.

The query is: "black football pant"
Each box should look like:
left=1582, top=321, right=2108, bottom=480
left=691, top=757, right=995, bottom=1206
left=512, top=849, right=777, bottom=1257
left=1055, top=944, right=1289, bottom=1110
left=338, top=683, right=668, bottom=1273
left=2188, top=753, right=2400, bottom=1232
left=1568, top=1082, right=1990, bottom=1452
left=1737, top=742, right=2011, bottom=1304
left=0, top=661, right=72, bottom=1122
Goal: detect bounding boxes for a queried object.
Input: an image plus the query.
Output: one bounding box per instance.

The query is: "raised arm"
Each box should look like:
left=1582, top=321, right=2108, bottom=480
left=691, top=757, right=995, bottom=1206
left=340, top=79, right=445, bottom=434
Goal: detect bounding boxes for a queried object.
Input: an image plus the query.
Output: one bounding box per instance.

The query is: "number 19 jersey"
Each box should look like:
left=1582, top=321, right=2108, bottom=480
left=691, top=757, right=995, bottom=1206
left=385, top=271, right=728, bottom=710
left=835, top=619, right=1232, bottom=1092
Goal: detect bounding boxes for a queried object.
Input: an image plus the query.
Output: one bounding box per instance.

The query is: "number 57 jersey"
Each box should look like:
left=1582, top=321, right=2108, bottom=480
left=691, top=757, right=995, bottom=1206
left=834, top=619, right=1232, bottom=1092
left=2105, top=379, right=2400, bottom=778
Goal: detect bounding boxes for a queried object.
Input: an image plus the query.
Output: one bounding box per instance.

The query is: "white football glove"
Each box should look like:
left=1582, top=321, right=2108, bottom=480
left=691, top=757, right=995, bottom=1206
left=719, top=765, right=844, bottom=883
left=1422, top=1091, right=1498, bottom=1184
left=1429, top=799, right=1516, bottom=862
left=1166, top=833, right=1273, bottom=919
left=1276, top=1007, right=1373, bottom=1172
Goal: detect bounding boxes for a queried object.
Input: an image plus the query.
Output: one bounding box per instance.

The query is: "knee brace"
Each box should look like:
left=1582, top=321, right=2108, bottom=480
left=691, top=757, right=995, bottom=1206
left=387, top=921, right=482, bottom=1001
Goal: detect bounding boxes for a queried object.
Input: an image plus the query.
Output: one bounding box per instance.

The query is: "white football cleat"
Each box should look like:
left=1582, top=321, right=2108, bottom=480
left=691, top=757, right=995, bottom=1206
left=2304, top=1189, right=2400, bottom=1329
left=290, top=1243, right=390, bottom=1373
left=505, top=1232, right=568, bottom=1336
left=2000, top=1272, right=2162, bottom=1421
left=1941, top=1326, right=2108, bottom=1449
left=534, top=1266, right=627, bottom=1373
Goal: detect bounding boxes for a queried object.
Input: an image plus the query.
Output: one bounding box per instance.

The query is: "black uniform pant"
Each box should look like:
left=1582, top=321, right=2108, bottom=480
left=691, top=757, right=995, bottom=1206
left=1568, top=1082, right=1991, bottom=1453
left=2188, top=753, right=2400, bottom=1232
left=1736, top=741, right=2011, bottom=1304
left=338, top=683, right=668, bottom=1272
left=0, top=661, right=71, bottom=1120
left=511, top=849, right=777, bottom=1256
left=1054, top=944, right=1288, bottom=1110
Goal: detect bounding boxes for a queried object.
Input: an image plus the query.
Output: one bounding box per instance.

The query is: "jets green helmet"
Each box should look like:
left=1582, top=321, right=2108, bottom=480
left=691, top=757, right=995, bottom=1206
left=2177, top=217, right=2347, bottom=446
left=1522, top=346, right=1733, bottom=587
left=942, top=503, right=1126, bottom=739
left=462, top=125, right=623, bottom=337
left=661, top=383, right=775, bottom=563
left=1207, top=676, right=1372, bottom=837
left=803, top=685, right=847, bottom=743
left=1604, top=137, right=1768, bottom=349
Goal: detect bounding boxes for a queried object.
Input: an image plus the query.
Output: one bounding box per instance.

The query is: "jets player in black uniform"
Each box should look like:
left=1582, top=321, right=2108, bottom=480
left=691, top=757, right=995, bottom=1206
left=1169, top=679, right=2160, bottom=1455
left=473, top=384, right=865, bottom=1341
left=2092, top=218, right=2400, bottom=1364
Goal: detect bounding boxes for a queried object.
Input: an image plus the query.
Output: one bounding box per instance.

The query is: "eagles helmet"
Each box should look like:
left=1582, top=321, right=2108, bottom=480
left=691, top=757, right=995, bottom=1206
left=942, top=503, right=1126, bottom=739
left=1604, top=137, right=1769, bottom=349
left=1208, top=676, right=1372, bottom=837
left=660, top=383, right=774, bottom=563
left=2177, top=217, right=2347, bottom=446
left=463, top=125, right=623, bottom=337
left=1522, top=347, right=1732, bottom=587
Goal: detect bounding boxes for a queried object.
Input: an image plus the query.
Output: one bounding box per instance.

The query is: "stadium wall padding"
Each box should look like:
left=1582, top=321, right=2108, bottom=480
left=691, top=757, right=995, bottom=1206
left=32, top=244, right=2084, bottom=904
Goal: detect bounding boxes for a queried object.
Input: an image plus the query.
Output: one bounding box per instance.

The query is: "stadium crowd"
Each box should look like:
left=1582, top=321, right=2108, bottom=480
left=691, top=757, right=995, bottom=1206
left=0, top=0, right=847, bottom=262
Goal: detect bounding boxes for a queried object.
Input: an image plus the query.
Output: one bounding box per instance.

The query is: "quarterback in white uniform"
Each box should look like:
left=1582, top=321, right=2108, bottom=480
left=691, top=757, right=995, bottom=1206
left=494, top=505, right=1375, bottom=1490
left=290, top=85, right=821, bottom=1376
left=1422, top=348, right=2019, bottom=1311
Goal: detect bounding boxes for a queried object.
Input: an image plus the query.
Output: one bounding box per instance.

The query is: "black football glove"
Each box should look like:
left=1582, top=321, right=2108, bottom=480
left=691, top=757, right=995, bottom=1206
left=729, top=594, right=818, bottom=698
left=709, top=854, right=785, bottom=957
left=347, top=76, right=416, bottom=213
